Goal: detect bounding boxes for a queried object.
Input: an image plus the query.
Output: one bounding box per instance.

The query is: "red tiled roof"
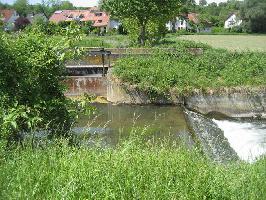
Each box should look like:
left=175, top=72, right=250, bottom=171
left=49, top=7, right=110, bottom=27
left=188, top=13, right=199, bottom=24
left=0, top=9, right=16, bottom=23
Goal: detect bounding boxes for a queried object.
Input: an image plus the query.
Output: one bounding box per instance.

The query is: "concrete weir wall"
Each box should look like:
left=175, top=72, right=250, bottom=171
left=65, top=76, right=107, bottom=97
left=107, top=71, right=266, bottom=118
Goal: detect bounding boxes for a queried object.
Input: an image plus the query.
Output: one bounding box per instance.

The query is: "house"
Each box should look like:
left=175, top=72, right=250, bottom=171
left=224, top=13, right=242, bottom=29
left=166, top=17, right=190, bottom=31
left=49, top=7, right=118, bottom=32
left=0, top=9, right=19, bottom=31
left=166, top=13, right=201, bottom=32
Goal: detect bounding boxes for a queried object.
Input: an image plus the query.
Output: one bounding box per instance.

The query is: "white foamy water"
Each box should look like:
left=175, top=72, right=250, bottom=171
left=213, top=119, right=266, bottom=162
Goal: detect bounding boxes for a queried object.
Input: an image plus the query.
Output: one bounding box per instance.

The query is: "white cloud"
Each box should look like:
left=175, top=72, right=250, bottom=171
left=69, top=0, right=99, bottom=7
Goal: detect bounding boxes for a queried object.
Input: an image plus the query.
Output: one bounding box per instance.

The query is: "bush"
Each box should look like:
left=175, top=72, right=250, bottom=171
left=211, top=27, right=228, bottom=33
left=0, top=29, right=83, bottom=142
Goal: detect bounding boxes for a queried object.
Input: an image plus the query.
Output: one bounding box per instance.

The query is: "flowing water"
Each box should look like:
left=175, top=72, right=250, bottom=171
left=214, top=119, right=266, bottom=162
left=75, top=103, right=266, bottom=162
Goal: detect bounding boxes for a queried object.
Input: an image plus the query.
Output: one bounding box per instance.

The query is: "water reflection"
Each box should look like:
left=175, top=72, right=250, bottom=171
left=75, top=103, right=192, bottom=147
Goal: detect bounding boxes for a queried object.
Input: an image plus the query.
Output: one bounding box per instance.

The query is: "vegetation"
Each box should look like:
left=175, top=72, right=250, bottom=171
left=114, top=42, right=266, bottom=95
left=0, top=136, right=265, bottom=199
left=75, top=35, right=130, bottom=48
left=240, top=0, right=266, bottom=33
left=0, top=28, right=93, bottom=144
left=103, top=0, right=185, bottom=45
left=176, top=34, right=266, bottom=52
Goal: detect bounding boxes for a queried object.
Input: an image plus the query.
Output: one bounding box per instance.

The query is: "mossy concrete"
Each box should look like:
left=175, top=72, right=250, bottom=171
left=107, top=70, right=266, bottom=118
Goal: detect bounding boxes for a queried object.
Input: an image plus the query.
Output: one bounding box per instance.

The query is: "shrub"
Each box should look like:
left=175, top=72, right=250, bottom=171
left=0, top=29, right=83, bottom=142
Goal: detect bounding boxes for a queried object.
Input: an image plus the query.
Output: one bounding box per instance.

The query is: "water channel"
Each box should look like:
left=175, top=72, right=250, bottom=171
left=75, top=103, right=266, bottom=162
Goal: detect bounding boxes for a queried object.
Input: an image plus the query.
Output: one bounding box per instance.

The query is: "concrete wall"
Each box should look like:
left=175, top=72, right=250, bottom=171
left=107, top=71, right=266, bottom=118
left=65, top=76, right=107, bottom=97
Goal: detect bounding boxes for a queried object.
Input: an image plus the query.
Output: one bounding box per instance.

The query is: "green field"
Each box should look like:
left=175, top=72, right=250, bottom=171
left=177, top=35, right=266, bottom=52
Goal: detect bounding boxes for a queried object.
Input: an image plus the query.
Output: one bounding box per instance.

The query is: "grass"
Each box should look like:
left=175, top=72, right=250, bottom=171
left=175, top=34, right=266, bottom=52
left=72, top=33, right=266, bottom=52
left=0, top=136, right=265, bottom=199
left=76, top=34, right=130, bottom=48
left=114, top=47, right=266, bottom=95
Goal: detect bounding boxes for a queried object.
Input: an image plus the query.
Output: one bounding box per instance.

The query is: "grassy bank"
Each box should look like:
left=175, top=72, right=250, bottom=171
left=0, top=138, right=265, bottom=199
left=75, top=35, right=130, bottom=48
left=114, top=47, right=266, bottom=95
left=172, top=34, right=266, bottom=52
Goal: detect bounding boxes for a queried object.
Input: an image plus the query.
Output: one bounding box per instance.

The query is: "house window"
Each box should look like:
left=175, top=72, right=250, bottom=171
left=98, top=20, right=102, bottom=23
left=181, top=21, right=183, bottom=25
left=95, top=13, right=102, bottom=17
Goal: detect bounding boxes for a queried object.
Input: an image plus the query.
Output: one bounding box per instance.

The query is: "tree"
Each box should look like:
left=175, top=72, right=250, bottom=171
left=103, top=0, right=185, bottom=46
left=0, top=28, right=85, bottom=144
left=199, top=0, right=207, bottom=7
left=60, top=1, right=74, bottom=10
left=14, top=16, right=31, bottom=30
left=241, top=0, right=266, bottom=33
left=14, top=0, right=29, bottom=17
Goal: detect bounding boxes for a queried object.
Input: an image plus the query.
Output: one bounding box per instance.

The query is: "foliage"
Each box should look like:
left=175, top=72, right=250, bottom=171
left=14, top=16, right=31, bottom=30
left=103, top=0, right=185, bottom=46
left=114, top=44, right=266, bottom=95
left=0, top=28, right=82, bottom=141
left=14, top=0, right=29, bottom=17
left=241, top=0, right=266, bottom=33
left=0, top=136, right=265, bottom=199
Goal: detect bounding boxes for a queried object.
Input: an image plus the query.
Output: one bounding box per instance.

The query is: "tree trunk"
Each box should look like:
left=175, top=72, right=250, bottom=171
left=139, top=22, right=146, bottom=46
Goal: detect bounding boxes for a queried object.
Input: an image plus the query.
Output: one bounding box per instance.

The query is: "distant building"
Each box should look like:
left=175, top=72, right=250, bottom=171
left=166, top=13, right=200, bottom=32
left=49, top=7, right=119, bottom=32
left=224, top=13, right=242, bottom=29
left=0, top=9, right=19, bottom=31
left=166, top=17, right=190, bottom=31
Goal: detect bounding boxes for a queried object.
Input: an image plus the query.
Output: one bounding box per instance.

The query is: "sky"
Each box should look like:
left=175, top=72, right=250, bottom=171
left=1, top=0, right=228, bottom=7
left=0, top=0, right=99, bottom=7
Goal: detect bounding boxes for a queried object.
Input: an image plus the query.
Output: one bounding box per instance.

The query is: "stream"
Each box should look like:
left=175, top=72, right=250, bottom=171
left=75, top=103, right=266, bottom=162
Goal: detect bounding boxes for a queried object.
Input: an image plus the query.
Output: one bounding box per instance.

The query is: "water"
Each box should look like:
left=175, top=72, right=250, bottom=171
left=214, top=119, right=266, bottom=162
left=75, top=103, right=192, bottom=147
left=75, top=104, right=266, bottom=162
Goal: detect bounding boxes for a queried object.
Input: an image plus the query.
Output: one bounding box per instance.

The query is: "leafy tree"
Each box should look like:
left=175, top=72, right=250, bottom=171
left=103, top=0, right=185, bottom=46
left=14, top=0, right=29, bottom=17
left=241, top=0, right=266, bottom=33
left=199, top=0, right=207, bottom=7
left=60, top=1, right=74, bottom=10
left=0, top=27, right=84, bottom=144
left=14, top=16, right=31, bottom=30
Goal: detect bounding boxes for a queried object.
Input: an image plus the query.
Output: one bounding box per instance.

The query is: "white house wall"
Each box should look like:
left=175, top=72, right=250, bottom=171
left=166, top=18, right=190, bottom=31
left=224, top=14, right=242, bottom=29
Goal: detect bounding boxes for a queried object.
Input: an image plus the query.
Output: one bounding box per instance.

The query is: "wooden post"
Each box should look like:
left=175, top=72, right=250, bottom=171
left=102, top=48, right=105, bottom=77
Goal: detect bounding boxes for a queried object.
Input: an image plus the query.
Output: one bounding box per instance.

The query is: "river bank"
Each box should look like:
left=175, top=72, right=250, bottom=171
left=107, top=70, right=266, bottom=118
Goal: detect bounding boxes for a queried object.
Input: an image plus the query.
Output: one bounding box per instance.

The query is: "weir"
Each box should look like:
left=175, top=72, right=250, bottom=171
left=64, top=48, right=154, bottom=97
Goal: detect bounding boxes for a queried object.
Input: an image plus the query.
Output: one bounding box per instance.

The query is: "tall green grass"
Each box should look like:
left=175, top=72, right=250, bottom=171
left=114, top=48, right=266, bottom=95
left=0, top=137, right=265, bottom=199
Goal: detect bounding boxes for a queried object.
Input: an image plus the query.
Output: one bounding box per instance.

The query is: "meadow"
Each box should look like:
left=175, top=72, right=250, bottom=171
left=0, top=137, right=265, bottom=199
left=177, top=35, right=266, bottom=52
left=75, top=34, right=266, bottom=52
